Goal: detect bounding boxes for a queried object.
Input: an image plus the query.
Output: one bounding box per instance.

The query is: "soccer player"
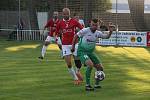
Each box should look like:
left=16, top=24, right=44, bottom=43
left=56, top=8, right=83, bottom=85
left=38, top=11, right=62, bottom=59
left=72, top=18, right=115, bottom=91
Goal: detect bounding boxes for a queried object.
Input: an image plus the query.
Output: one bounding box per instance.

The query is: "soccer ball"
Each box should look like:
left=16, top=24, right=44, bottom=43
left=95, top=71, right=105, bottom=81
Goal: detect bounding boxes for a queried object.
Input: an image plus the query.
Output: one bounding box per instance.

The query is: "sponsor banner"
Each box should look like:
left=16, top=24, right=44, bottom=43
left=147, top=32, right=150, bottom=47
left=97, top=31, right=147, bottom=47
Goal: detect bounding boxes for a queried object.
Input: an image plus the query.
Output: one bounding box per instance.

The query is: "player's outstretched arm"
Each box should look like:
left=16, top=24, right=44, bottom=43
left=100, top=23, right=115, bottom=39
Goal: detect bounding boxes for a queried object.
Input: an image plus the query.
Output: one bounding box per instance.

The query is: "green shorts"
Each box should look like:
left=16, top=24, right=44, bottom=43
left=77, top=50, right=101, bottom=65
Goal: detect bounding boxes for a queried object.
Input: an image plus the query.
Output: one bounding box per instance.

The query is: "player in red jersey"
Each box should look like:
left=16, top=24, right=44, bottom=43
left=38, top=11, right=62, bottom=59
left=56, top=8, right=83, bottom=85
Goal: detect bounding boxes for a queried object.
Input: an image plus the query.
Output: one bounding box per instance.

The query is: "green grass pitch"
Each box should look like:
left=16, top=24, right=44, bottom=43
left=0, top=40, right=149, bottom=100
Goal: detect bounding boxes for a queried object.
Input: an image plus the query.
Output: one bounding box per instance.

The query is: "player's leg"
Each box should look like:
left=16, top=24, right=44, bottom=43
left=94, top=63, right=104, bottom=88
left=62, top=45, right=80, bottom=85
left=56, top=37, right=63, bottom=58
left=56, top=37, right=62, bottom=49
left=90, top=53, right=103, bottom=71
left=73, top=56, right=83, bottom=81
left=73, top=44, right=83, bottom=81
left=78, top=51, right=94, bottom=91
left=89, top=53, right=104, bottom=88
left=38, top=36, right=51, bottom=59
left=58, top=44, right=63, bottom=58
left=85, top=58, right=95, bottom=91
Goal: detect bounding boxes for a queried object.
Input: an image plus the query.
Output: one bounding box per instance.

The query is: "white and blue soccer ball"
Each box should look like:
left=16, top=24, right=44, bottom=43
left=95, top=71, right=105, bottom=81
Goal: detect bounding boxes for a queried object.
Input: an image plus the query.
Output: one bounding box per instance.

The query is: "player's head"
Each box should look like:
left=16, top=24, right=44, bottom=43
left=73, top=13, right=79, bottom=21
left=90, top=18, right=99, bottom=31
left=53, top=11, right=59, bottom=20
left=62, top=8, right=70, bottom=20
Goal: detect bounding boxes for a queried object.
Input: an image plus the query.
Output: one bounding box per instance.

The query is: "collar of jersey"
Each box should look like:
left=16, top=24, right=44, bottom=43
left=63, top=18, right=71, bottom=22
left=53, top=18, right=59, bottom=22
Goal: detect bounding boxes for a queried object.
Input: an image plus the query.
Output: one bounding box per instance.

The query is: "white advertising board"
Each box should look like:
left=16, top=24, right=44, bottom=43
left=97, top=31, right=147, bottom=47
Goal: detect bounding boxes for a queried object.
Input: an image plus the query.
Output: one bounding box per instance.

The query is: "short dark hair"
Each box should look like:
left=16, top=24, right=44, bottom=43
left=91, top=18, right=98, bottom=23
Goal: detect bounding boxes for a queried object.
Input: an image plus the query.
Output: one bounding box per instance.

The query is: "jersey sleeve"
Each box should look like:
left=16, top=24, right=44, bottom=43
left=77, top=28, right=87, bottom=37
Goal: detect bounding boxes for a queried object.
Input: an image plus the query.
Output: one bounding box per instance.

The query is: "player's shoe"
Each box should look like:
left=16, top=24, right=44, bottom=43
left=94, top=85, right=102, bottom=89
left=74, top=80, right=81, bottom=85
left=85, top=85, right=94, bottom=91
left=38, top=56, right=44, bottom=60
left=76, top=71, right=83, bottom=81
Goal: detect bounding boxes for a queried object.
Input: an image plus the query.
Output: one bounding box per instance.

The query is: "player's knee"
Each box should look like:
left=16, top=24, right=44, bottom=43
left=58, top=45, right=62, bottom=50
left=67, top=64, right=72, bottom=68
left=44, top=42, right=49, bottom=46
left=66, top=61, right=72, bottom=68
left=95, top=64, right=103, bottom=71
left=85, top=60, right=94, bottom=67
left=74, top=60, right=82, bottom=69
left=89, top=63, right=94, bottom=68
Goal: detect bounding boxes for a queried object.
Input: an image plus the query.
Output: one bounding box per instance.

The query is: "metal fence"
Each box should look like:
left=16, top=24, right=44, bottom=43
left=0, top=29, right=47, bottom=41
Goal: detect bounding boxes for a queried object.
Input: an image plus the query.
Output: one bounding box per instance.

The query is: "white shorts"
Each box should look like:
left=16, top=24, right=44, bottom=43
left=45, top=36, right=62, bottom=45
left=62, top=44, right=78, bottom=56
left=45, top=36, right=55, bottom=43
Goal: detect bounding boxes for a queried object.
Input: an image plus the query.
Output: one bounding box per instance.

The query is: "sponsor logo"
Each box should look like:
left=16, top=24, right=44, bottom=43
left=137, top=37, right=142, bottom=42
left=131, top=36, right=136, bottom=42
left=87, top=39, right=95, bottom=43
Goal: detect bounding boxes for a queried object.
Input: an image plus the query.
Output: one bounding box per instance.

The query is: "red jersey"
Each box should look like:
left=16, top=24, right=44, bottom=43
left=45, top=18, right=59, bottom=37
left=56, top=18, right=83, bottom=45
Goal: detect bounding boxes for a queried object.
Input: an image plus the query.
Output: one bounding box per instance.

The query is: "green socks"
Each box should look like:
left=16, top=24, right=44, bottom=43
left=86, top=66, right=92, bottom=85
